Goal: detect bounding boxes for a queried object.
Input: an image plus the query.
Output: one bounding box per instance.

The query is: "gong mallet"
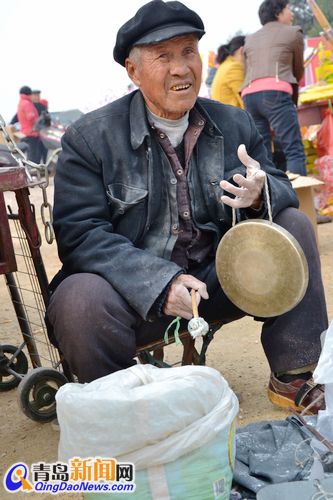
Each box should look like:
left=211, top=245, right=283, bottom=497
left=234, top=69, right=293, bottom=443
left=187, top=289, right=209, bottom=338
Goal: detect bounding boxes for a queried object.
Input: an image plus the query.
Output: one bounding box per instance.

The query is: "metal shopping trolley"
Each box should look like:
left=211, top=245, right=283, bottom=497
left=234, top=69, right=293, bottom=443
left=0, top=120, right=73, bottom=423
left=0, top=166, right=215, bottom=420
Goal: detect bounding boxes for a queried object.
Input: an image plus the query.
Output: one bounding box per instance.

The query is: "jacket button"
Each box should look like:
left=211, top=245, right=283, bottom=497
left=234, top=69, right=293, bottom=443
left=118, top=208, right=125, bottom=214
left=198, top=120, right=204, bottom=126
left=183, top=211, right=189, bottom=217
left=159, top=133, right=166, bottom=139
left=177, top=169, right=183, bottom=175
left=171, top=178, right=177, bottom=184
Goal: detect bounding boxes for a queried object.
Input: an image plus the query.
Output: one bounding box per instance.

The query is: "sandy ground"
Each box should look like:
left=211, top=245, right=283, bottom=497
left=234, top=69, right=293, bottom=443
left=1, top=176, right=333, bottom=499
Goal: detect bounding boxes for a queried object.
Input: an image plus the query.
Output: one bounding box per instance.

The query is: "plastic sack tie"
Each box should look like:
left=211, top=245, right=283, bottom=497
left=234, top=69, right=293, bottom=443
left=164, top=315, right=181, bottom=345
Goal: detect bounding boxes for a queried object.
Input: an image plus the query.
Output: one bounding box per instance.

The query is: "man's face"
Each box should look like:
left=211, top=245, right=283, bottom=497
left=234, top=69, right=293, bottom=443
left=126, top=34, right=202, bottom=120
left=31, top=93, right=40, bottom=103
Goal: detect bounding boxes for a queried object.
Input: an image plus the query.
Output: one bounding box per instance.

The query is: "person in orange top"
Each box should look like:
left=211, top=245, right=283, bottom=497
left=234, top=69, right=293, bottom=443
left=211, top=36, right=245, bottom=108
left=17, top=86, right=40, bottom=163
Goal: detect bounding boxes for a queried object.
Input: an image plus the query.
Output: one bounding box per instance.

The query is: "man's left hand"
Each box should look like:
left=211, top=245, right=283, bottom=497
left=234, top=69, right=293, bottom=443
left=220, top=144, right=265, bottom=209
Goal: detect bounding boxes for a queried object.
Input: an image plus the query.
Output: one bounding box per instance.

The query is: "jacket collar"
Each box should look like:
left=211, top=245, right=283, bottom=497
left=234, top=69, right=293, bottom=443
left=130, top=91, right=151, bottom=150
left=194, top=97, right=224, bottom=137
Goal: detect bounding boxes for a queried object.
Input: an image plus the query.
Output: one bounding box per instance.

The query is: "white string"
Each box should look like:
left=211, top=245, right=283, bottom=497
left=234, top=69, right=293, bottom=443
left=295, top=437, right=320, bottom=469
left=293, top=439, right=333, bottom=499
left=312, top=479, right=333, bottom=500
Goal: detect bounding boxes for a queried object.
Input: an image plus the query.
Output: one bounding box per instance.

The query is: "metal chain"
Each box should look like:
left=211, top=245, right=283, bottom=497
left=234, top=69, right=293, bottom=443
left=0, top=114, right=55, bottom=244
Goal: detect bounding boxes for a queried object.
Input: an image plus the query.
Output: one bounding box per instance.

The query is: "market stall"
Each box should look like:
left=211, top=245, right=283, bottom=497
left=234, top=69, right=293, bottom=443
left=293, top=1, right=333, bottom=220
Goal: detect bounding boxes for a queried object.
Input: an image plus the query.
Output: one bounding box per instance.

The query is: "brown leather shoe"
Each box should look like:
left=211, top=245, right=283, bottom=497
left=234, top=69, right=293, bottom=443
left=268, top=372, right=325, bottom=415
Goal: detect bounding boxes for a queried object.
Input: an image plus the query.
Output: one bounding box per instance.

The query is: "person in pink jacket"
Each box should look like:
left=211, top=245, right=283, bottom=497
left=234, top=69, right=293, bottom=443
left=241, top=0, right=306, bottom=176
left=17, top=86, right=40, bottom=163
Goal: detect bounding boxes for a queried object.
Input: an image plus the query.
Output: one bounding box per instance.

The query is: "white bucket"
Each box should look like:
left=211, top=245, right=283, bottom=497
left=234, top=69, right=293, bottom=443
left=56, top=364, right=239, bottom=499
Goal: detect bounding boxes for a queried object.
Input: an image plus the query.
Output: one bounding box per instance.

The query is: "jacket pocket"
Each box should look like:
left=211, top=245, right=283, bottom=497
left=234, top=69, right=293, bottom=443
left=106, top=183, right=148, bottom=242
left=107, top=183, right=148, bottom=212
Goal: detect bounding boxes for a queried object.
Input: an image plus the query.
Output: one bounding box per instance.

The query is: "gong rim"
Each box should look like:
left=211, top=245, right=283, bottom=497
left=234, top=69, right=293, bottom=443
left=216, top=219, right=309, bottom=318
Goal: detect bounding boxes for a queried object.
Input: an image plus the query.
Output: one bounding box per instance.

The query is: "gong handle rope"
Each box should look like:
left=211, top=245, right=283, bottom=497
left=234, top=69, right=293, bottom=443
left=232, top=172, right=272, bottom=227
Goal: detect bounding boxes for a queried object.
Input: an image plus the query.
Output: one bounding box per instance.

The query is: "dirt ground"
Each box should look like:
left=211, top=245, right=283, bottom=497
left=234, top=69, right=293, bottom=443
left=1, top=177, right=333, bottom=499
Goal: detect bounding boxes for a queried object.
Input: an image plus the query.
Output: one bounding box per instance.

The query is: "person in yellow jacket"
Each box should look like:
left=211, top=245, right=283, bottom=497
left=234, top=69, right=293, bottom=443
left=211, top=36, right=246, bottom=108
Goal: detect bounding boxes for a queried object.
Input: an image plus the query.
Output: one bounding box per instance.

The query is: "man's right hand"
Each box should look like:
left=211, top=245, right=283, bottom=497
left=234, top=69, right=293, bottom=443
left=163, top=274, right=209, bottom=320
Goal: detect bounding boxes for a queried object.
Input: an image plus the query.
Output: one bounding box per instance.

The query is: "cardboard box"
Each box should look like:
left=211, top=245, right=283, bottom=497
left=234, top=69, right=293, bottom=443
left=0, top=125, right=25, bottom=146
left=289, top=174, right=324, bottom=249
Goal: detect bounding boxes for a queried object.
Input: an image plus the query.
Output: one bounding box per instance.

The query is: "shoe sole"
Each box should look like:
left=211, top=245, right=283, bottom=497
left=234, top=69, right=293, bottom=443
left=267, top=388, right=314, bottom=415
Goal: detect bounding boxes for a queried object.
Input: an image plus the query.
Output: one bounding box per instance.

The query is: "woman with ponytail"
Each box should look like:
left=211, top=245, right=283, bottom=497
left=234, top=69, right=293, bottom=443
left=211, top=36, right=246, bottom=108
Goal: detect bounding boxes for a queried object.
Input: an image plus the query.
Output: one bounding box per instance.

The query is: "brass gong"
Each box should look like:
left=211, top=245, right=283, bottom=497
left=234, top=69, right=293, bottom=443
left=216, top=219, right=309, bottom=318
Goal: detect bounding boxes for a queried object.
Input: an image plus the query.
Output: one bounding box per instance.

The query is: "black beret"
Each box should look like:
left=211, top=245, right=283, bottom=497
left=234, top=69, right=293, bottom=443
left=113, top=0, right=205, bottom=67
left=20, top=86, right=32, bottom=95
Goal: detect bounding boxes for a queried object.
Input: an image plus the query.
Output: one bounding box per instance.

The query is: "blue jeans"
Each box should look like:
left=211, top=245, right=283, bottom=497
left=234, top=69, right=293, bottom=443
left=243, top=91, right=306, bottom=176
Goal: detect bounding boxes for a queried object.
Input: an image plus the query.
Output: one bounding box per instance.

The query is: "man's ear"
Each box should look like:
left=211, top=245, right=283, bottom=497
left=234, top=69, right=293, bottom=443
left=125, top=59, right=141, bottom=87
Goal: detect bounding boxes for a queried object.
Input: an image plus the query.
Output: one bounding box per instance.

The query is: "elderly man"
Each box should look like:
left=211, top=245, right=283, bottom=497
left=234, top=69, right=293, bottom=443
left=30, top=89, right=49, bottom=163
left=47, top=0, right=327, bottom=414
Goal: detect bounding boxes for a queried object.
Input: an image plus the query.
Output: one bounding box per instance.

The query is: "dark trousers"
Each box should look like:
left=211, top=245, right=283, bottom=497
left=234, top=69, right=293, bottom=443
left=243, top=91, right=307, bottom=176
left=48, top=208, right=328, bottom=383
left=39, top=142, right=48, bottom=163
left=24, top=136, right=40, bottom=164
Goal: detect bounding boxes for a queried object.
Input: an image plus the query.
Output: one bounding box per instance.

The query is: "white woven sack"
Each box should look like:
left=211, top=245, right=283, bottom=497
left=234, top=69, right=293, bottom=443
left=56, top=364, right=239, bottom=470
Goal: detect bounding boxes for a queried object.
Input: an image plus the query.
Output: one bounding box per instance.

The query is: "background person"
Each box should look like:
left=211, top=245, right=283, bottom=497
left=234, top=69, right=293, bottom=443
left=241, top=0, right=306, bottom=176
left=39, top=98, right=48, bottom=109
left=211, top=36, right=246, bottom=108
left=16, top=86, right=40, bottom=163
left=9, top=112, right=19, bottom=126
left=31, top=89, right=47, bottom=115
left=47, top=0, right=327, bottom=415
left=31, top=89, right=49, bottom=163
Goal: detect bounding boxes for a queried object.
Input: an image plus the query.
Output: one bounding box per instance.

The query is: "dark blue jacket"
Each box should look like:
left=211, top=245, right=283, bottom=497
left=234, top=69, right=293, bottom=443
left=52, top=90, right=298, bottom=320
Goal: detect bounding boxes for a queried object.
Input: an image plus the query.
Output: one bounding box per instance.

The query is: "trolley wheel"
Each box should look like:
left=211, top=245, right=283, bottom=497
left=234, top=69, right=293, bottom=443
left=17, top=367, right=68, bottom=423
left=0, top=344, right=29, bottom=392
